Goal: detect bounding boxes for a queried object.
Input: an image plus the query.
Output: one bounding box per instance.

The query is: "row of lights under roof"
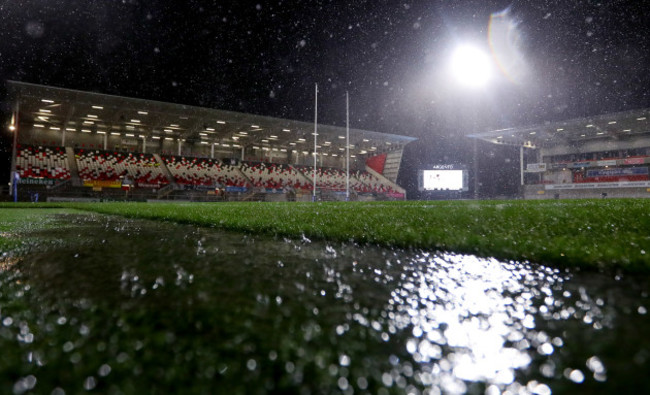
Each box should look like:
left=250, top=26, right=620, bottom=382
left=250, top=147, right=356, bottom=157
left=552, top=117, right=647, bottom=132
left=38, top=99, right=385, bottom=145
left=37, top=101, right=359, bottom=139
left=30, top=124, right=370, bottom=154
left=38, top=125, right=378, bottom=152
left=39, top=99, right=233, bottom=127
left=39, top=100, right=300, bottom=130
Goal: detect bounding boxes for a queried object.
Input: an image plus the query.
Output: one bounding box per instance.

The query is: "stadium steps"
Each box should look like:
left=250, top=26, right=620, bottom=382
left=65, top=146, right=82, bottom=187
left=48, top=178, right=72, bottom=191
left=383, top=150, right=403, bottom=183
left=156, top=183, right=175, bottom=199
left=152, top=153, right=177, bottom=188
left=365, top=166, right=406, bottom=196
left=236, top=166, right=254, bottom=187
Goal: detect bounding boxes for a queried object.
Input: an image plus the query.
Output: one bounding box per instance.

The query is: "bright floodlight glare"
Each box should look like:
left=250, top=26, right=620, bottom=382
left=450, top=45, right=492, bottom=88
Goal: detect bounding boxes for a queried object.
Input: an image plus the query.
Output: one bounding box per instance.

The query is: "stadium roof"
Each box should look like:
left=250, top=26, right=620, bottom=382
left=7, top=80, right=416, bottom=156
left=468, top=107, right=650, bottom=149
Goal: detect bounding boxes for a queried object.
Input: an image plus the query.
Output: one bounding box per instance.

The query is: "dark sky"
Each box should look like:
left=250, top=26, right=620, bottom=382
left=1, top=0, right=649, bottom=196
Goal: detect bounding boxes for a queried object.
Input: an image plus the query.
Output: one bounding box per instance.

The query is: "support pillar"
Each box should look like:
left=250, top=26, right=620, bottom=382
left=9, top=101, right=20, bottom=199
left=473, top=138, right=479, bottom=199
left=520, top=145, right=524, bottom=186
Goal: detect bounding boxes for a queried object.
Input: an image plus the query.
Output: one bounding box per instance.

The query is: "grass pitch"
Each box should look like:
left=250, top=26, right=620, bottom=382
left=2, top=199, right=650, bottom=272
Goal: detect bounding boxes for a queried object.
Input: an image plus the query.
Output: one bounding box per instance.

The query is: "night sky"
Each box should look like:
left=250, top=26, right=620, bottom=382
left=1, top=0, right=649, bottom=197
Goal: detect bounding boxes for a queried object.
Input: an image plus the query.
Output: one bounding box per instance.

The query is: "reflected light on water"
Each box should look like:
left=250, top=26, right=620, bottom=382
left=386, top=253, right=567, bottom=393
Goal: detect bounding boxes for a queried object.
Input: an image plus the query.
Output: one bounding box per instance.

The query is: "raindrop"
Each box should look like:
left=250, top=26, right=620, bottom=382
left=357, top=376, right=368, bottom=390
left=527, top=381, right=551, bottom=395
left=12, top=375, right=37, bottom=394
left=586, top=356, right=605, bottom=374
left=325, top=245, right=337, bottom=256
left=381, top=372, right=393, bottom=386
left=538, top=343, right=554, bottom=355
left=63, top=341, right=74, bottom=353
left=337, top=377, right=349, bottom=390
left=98, top=364, right=112, bottom=377
left=565, top=368, right=585, bottom=383
left=246, top=359, right=257, bottom=371
left=79, top=325, right=90, bottom=336
left=83, top=376, right=96, bottom=390
left=25, top=21, right=45, bottom=38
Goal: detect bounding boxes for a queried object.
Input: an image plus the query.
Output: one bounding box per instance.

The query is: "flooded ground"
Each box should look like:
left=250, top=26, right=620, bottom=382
left=1, top=213, right=649, bottom=394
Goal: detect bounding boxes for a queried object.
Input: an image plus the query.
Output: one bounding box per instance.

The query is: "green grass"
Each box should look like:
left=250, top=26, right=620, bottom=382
left=0, top=207, right=78, bottom=253
left=2, top=199, right=650, bottom=272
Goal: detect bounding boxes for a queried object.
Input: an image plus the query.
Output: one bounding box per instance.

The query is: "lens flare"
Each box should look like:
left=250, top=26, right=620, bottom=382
left=488, top=8, right=528, bottom=84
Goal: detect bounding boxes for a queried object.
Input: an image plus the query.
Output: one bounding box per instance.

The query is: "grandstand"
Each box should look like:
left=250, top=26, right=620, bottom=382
left=5, top=81, right=416, bottom=202
left=469, top=108, right=650, bottom=199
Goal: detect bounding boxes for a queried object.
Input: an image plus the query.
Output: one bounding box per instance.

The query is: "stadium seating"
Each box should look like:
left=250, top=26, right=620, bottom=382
left=162, top=156, right=249, bottom=187
left=353, top=170, right=398, bottom=194
left=15, top=144, right=400, bottom=196
left=240, top=161, right=311, bottom=190
left=15, top=145, right=71, bottom=180
left=75, top=149, right=168, bottom=186
left=574, top=172, right=649, bottom=183
left=295, top=166, right=398, bottom=194
left=295, top=165, right=350, bottom=191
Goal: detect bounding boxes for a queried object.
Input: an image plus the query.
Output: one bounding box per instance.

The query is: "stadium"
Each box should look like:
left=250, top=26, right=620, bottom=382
left=4, top=81, right=415, bottom=203
left=470, top=107, right=650, bottom=200
left=6, top=80, right=650, bottom=203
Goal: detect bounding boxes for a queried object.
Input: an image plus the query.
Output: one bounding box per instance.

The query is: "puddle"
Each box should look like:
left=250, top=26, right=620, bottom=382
left=1, top=213, right=649, bottom=394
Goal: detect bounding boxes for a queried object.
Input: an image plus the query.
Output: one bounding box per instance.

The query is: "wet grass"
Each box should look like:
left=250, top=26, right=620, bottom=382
left=2, top=199, right=650, bottom=272
left=0, top=208, right=79, bottom=254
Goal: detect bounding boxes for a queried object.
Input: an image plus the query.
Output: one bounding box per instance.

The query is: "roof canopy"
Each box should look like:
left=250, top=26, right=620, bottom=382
left=468, top=108, right=650, bottom=149
left=8, top=81, right=416, bottom=156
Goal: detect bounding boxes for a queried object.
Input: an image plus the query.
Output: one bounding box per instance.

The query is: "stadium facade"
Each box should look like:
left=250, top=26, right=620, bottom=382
left=4, top=81, right=416, bottom=202
left=469, top=108, right=650, bottom=199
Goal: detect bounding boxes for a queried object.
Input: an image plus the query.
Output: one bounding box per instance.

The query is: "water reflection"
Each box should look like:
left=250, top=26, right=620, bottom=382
left=387, top=254, right=561, bottom=393
left=0, top=214, right=649, bottom=394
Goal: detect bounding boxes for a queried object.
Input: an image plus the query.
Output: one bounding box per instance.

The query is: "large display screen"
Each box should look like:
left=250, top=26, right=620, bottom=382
left=421, top=169, right=464, bottom=191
